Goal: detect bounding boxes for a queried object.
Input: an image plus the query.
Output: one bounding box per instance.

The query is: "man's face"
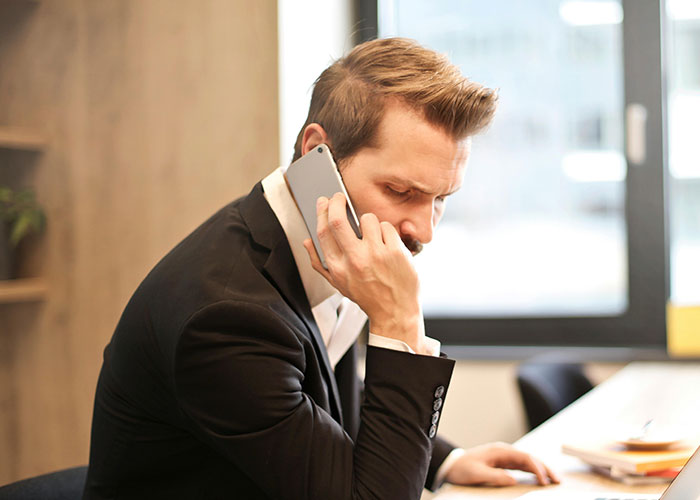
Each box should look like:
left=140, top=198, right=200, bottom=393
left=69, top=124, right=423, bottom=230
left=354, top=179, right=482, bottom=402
left=340, top=102, right=470, bottom=255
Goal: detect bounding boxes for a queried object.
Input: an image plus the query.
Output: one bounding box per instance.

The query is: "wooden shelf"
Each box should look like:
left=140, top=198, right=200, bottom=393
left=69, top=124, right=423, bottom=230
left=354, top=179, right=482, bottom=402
left=0, top=0, right=40, bottom=8
left=0, top=126, right=46, bottom=151
left=0, top=278, right=48, bottom=303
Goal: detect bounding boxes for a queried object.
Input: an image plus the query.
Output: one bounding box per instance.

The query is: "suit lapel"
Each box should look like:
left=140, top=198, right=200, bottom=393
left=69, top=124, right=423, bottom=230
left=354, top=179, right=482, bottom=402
left=239, top=183, right=344, bottom=425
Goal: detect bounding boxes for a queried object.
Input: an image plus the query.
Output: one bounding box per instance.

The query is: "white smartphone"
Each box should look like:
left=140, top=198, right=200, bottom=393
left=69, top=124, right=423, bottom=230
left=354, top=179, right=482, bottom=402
left=284, top=144, right=362, bottom=268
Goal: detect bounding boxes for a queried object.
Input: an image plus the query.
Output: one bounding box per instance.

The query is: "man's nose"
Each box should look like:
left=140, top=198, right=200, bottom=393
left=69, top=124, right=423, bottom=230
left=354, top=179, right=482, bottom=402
left=400, top=206, right=434, bottom=244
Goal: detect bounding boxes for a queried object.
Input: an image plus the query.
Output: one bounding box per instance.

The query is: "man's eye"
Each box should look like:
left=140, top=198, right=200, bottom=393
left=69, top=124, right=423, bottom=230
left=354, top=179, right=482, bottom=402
left=387, top=186, right=409, bottom=197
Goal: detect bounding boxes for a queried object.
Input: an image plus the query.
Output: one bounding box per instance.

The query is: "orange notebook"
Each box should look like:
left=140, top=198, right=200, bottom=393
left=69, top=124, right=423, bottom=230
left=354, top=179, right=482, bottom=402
left=562, top=441, right=695, bottom=474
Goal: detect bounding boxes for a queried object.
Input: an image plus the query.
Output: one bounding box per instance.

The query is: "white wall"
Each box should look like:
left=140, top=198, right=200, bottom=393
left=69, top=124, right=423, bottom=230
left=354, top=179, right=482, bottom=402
left=278, top=0, right=355, bottom=166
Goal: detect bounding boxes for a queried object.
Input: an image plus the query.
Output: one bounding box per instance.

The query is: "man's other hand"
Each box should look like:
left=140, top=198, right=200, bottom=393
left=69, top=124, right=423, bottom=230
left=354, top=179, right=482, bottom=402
left=445, top=442, right=560, bottom=487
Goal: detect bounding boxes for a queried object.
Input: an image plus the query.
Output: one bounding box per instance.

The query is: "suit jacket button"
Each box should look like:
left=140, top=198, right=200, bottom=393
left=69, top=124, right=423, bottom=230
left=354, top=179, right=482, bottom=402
left=434, top=385, right=445, bottom=398
left=428, top=424, right=437, bottom=439
left=431, top=411, right=440, bottom=425
left=433, top=398, right=443, bottom=412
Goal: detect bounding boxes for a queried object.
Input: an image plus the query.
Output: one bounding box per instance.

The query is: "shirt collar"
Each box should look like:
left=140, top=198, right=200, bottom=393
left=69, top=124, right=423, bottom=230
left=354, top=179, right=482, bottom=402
left=261, top=166, right=338, bottom=308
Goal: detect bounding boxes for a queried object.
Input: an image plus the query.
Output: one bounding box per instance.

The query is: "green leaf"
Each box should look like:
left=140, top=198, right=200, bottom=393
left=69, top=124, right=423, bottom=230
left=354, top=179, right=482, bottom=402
left=0, top=186, right=11, bottom=203
left=0, top=186, right=46, bottom=245
left=10, top=213, right=31, bottom=246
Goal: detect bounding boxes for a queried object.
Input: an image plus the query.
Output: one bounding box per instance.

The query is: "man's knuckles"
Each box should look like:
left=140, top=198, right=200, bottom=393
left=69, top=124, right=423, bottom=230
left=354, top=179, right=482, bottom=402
left=347, top=257, right=372, bottom=277
left=329, top=215, right=346, bottom=232
left=328, top=266, right=348, bottom=284
left=316, top=224, right=331, bottom=240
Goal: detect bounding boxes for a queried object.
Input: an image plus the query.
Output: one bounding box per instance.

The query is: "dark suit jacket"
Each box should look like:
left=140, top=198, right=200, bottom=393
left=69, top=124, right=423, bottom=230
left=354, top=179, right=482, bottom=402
left=83, top=183, right=456, bottom=500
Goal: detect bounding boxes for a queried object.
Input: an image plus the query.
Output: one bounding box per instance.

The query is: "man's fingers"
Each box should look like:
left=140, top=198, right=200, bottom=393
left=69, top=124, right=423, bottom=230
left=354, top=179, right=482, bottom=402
left=328, top=193, right=364, bottom=249
left=452, top=444, right=559, bottom=488
left=492, top=448, right=551, bottom=486
left=326, top=193, right=361, bottom=249
left=303, top=238, right=332, bottom=281
left=476, top=466, right=517, bottom=487
left=379, top=221, right=401, bottom=247
left=544, top=463, right=561, bottom=484
left=510, top=453, right=551, bottom=486
left=359, top=213, right=382, bottom=244
left=380, top=221, right=412, bottom=257
left=315, top=196, right=342, bottom=261
left=525, top=456, right=551, bottom=486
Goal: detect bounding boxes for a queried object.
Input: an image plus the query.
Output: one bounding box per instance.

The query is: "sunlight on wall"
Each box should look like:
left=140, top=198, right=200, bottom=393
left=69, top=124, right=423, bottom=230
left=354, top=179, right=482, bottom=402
left=278, top=1, right=354, bottom=166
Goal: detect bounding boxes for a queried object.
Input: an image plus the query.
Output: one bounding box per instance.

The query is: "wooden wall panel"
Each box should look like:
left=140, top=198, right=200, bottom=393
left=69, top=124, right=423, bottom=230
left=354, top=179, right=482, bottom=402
left=0, top=0, right=278, bottom=483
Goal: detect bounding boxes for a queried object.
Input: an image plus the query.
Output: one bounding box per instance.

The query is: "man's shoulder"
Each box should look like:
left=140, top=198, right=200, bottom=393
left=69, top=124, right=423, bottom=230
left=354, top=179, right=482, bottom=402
left=145, top=182, right=280, bottom=294
left=115, top=182, right=302, bottom=353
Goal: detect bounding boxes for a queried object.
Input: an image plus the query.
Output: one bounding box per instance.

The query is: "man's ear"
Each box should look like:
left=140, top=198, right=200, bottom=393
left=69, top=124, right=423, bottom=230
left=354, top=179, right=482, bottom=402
left=301, top=123, right=330, bottom=156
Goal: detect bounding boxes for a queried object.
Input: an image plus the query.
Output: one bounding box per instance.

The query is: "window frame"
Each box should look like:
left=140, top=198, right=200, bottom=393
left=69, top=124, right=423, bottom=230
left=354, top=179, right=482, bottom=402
left=355, top=0, right=670, bottom=351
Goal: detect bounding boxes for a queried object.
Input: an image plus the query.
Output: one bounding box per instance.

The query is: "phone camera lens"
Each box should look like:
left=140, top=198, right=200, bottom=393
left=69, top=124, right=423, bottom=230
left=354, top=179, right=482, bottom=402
left=317, top=147, right=323, bottom=153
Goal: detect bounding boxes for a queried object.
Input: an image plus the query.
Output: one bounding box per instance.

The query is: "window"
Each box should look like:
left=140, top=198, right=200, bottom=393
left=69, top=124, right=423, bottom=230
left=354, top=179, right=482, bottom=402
left=667, top=0, right=700, bottom=306
left=380, top=0, right=627, bottom=318
left=357, top=0, right=671, bottom=349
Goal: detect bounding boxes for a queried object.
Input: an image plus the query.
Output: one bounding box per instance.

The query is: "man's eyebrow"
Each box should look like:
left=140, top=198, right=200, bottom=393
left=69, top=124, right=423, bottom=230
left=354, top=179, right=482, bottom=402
left=385, top=177, right=460, bottom=197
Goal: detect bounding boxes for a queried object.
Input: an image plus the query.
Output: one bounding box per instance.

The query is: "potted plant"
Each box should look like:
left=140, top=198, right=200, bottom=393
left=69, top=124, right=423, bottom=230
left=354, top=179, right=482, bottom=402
left=0, top=186, right=46, bottom=280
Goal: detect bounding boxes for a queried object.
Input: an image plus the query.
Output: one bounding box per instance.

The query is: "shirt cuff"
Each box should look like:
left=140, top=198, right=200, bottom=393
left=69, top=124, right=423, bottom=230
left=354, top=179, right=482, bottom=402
left=367, top=333, right=441, bottom=357
left=433, top=447, right=466, bottom=490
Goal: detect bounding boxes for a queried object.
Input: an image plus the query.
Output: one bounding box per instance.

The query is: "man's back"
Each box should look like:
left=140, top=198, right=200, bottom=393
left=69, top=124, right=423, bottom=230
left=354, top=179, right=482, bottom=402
left=84, top=186, right=329, bottom=499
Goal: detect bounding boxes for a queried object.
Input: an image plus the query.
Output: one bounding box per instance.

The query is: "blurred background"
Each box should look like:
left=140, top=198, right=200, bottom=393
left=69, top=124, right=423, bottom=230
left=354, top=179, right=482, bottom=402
left=0, top=0, right=697, bottom=484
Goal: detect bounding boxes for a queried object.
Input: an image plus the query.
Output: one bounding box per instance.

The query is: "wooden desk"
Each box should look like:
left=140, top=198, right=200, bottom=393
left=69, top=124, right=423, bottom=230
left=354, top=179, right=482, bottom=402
left=428, top=362, right=700, bottom=499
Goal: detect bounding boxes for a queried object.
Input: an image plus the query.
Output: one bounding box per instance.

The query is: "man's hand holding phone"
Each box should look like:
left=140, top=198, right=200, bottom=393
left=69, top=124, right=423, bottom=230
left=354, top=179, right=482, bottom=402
left=303, top=192, right=430, bottom=356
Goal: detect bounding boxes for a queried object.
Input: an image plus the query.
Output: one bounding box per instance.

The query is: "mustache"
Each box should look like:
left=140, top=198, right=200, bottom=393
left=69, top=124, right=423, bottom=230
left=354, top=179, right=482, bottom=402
left=401, top=236, right=423, bottom=256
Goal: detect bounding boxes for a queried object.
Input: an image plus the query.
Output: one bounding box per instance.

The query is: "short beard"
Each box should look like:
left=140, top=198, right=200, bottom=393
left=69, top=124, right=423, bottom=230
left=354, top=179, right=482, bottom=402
left=402, top=237, right=423, bottom=256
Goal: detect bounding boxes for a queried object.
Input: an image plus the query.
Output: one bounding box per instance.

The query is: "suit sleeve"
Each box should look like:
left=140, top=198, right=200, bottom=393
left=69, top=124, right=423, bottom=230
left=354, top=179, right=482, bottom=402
left=341, top=347, right=457, bottom=492
left=426, top=435, right=457, bottom=490
left=173, top=300, right=455, bottom=500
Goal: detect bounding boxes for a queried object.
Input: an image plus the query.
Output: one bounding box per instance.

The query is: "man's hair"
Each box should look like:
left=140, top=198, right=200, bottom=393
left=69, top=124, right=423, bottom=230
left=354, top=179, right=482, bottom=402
left=292, top=37, right=498, bottom=164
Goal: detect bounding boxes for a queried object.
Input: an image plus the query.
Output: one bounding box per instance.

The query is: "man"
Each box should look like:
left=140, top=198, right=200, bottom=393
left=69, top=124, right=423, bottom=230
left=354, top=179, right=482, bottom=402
left=84, top=38, right=558, bottom=499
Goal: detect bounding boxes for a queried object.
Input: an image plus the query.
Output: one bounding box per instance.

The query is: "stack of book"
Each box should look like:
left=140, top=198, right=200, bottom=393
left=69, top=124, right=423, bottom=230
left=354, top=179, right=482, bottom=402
left=562, top=441, right=693, bottom=485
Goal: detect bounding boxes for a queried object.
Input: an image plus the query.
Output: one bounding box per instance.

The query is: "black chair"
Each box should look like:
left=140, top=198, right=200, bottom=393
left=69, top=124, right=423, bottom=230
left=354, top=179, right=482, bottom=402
left=0, top=466, right=87, bottom=500
left=517, top=360, right=594, bottom=430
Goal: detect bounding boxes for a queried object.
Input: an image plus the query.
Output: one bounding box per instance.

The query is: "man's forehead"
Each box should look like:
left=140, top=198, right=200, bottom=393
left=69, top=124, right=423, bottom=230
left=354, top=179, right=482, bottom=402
left=373, top=101, right=473, bottom=148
